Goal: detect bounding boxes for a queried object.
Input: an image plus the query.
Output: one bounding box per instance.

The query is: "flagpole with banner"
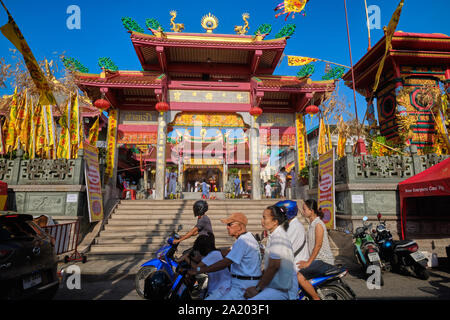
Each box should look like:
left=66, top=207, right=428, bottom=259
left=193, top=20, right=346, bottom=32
left=0, top=0, right=56, bottom=106
left=371, top=0, right=405, bottom=96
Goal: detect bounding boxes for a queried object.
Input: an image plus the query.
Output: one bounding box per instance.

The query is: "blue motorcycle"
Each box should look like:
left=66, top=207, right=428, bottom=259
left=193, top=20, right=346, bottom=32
left=297, top=267, right=356, bottom=300
left=135, top=226, right=207, bottom=300
left=135, top=226, right=182, bottom=299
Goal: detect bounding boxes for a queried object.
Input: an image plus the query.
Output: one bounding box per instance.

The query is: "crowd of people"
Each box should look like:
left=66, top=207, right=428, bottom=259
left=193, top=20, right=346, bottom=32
left=175, top=198, right=335, bottom=300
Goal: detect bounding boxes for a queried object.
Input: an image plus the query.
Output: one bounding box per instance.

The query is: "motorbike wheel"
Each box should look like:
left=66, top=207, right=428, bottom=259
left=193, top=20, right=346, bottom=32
left=414, top=265, right=430, bottom=280
left=317, top=285, right=354, bottom=300
left=135, top=266, right=157, bottom=299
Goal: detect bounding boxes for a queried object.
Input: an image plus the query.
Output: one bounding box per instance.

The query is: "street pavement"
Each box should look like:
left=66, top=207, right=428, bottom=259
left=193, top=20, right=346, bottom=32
left=53, top=260, right=450, bottom=300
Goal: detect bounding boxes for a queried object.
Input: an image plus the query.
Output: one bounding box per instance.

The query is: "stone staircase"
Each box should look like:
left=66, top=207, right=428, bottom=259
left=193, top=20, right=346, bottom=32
left=87, top=200, right=337, bottom=258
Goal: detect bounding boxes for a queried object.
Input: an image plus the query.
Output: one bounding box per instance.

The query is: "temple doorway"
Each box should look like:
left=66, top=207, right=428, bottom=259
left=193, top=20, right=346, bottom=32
left=184, top=167, right=223, bottom=192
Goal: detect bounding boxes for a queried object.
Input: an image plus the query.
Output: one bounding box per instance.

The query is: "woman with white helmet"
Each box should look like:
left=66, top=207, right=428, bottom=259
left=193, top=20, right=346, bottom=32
left=275, top=200, right=310, bottom=299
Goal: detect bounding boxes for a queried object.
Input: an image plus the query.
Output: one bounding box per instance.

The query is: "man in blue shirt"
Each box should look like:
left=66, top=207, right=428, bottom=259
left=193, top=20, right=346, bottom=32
left=234, top=176, right=241, bottom=198
left=202, top=179, right=210, bottom=199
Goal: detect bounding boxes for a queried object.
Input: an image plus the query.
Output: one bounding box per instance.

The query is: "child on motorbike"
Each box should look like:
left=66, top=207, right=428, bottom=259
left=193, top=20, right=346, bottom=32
left=186, top=233, right=232, bottom=300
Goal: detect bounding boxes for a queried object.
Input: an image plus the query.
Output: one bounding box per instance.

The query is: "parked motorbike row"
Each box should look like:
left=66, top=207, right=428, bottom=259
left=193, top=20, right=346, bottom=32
left=353, top=213, right=429, bottom=285
left=135, top=226, right=356, bottom=301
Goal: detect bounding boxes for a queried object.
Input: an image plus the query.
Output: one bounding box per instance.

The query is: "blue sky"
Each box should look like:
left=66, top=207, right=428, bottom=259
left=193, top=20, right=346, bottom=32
left=1, top=0, right=449, bottom=132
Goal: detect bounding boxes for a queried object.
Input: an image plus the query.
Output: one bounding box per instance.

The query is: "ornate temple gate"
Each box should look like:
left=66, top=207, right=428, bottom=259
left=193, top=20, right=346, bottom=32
left=76, top=13, right=335, bottom=200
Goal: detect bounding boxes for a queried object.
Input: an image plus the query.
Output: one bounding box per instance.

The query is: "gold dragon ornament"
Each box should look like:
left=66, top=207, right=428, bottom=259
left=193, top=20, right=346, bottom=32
left=234, top=13, right=249, bottom=35
left=170, top=11, right=185, bottom=33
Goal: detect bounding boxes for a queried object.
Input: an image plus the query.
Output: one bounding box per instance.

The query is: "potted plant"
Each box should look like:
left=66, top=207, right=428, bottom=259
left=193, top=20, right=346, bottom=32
left=299, top=166, right=309, bottom=185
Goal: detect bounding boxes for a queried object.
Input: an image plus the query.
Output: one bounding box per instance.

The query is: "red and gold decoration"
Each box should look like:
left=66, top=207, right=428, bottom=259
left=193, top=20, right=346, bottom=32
left=249, top=106, right=263, bottom=118
left=274, top=0, right=309, bottom=20
left=305, top=104, right=319, bottom=115
left=288, top=55, right=317, bottom=66
left=155, top=101, right=169, bottom=114
left=94, top=98, right=110, bottom=111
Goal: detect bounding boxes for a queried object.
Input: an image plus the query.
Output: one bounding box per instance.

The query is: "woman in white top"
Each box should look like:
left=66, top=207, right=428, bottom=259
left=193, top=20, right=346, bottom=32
left=297, top=199, right=335, bottom=300
left=189, top=233, right=231, bottom=300
left=275, top=200, right=309, bottom=299
left=244, top=205, right=298, bottom=300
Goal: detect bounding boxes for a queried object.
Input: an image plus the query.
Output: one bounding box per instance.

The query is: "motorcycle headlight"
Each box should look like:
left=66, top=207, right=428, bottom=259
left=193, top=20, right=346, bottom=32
left=383, top=241, right=392, bottom=249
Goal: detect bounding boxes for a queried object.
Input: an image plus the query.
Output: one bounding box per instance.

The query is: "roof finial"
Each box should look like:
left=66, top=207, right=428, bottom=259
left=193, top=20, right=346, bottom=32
left=201, top=13, right=219, bottom=33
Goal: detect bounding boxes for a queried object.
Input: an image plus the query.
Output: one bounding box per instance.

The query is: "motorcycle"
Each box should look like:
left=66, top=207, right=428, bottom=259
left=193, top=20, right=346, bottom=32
left=255, top=231, right=356, bottom=300
left=353, top=216, right=384, bottom=286
left=135, top=225, right=208, bottom=300
left=298, top=267, right=356, bottom=300
left=372, top=213, right=429, bottom=280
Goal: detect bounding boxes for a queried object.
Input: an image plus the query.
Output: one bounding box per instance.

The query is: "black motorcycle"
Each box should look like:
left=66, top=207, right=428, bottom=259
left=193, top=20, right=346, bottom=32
left=353, top=216, right=384, bottom=286
left=372, top=213, right=429, bottom=280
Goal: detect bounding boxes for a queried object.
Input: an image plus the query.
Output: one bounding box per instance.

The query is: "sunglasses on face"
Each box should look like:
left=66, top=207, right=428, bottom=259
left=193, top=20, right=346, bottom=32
left=227, top=222, right=237, bottom=227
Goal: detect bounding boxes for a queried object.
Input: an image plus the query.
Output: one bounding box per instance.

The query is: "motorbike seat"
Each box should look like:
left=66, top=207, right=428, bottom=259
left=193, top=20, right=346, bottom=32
left=323, top=267, right=345, bottom=277
left=394, top=240, right=416, bottom=249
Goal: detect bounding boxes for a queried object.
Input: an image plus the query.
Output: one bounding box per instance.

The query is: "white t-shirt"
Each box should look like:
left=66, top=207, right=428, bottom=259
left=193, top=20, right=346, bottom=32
left=264, top=225, right=296, bottom=291
left=226, top=232, right=262, bottom=278
left=287, top=218, right=310, bottom=270
left=202, top=250, right=231, bottom=294
left=265, top=184, right=271, bottom=193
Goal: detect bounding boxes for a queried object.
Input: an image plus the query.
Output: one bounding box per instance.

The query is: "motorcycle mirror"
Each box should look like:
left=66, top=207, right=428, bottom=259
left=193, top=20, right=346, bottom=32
left=177, top=225, right=183, bottom=232
left=377, top=213, right=382, bottom=220
left=362, top=216, right=368, bottom=222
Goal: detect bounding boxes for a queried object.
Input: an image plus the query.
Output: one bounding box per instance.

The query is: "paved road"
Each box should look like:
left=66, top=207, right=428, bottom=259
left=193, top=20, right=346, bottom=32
left=54, top=263, right=450, bottom=300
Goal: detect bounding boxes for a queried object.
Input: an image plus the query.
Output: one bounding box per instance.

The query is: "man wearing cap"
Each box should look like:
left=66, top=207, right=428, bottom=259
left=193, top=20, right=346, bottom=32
left=188, top=212, right=262, bottom=300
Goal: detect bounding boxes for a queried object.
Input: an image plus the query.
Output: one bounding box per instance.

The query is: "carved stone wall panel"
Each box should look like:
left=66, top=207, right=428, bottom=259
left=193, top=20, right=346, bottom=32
left=364, top=191, right=397, bottom=215
left=25, top=193, right=66, bottom=215
left=18, top=159, right=83, bottom=185
left=0, top=159, right=18, bottom=184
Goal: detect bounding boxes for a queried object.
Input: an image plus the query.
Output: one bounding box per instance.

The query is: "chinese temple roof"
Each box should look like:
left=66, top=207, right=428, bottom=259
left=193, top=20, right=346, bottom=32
left=129, top=31, right=287, bottom=76
left=343, top=31, right=450, bottom=96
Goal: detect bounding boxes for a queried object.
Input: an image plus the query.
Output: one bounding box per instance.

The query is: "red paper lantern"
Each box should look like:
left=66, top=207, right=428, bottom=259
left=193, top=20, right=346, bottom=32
left=94, top=98, right=110, bottom=111
left=155, top=101, right=169, bottom=113
left=249, top=106, right=263, bottom=117
left=305, top=104, right=319, bottom=115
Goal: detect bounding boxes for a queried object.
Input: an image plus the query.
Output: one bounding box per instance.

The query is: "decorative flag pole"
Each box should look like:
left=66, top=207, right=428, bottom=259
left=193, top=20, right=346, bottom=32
left=344, top=0, right=366, bottom=155
left=364, top=0, right=372, bottom=51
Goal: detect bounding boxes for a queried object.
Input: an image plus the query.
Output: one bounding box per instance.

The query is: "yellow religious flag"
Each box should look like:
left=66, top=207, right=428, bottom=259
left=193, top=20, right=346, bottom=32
left=13, top=90, right=27, bottom=150
left=57, top=96, right=72, bottom=159
left=5, top=87, right=18, bottom=153
left=0, top=117, right=6, bottom=155
left=295, top=113, right=306, bottom=171
left=27, top=98, right=35, bottom=159
left=34, top=103, right=48, bottom=158
left=372, top=0, right=404, bottom=94
left=0, top=11, right=56, bottom=106
left=337, top=116, right=347, bottom=159
left=287, top=55, right=318, bottom=66
left=69, top=94, right=80, bottom=158
left=105, top=109, right=118, bottom=179
left=435, top=109, right=450, bottom=152
left=18, top=90, right=31, bottom=152
left=318, top=117, right=327, bottom=155
left=284, top=0, right=308, bottom=13
left=88, top=117, right=100, bottom=147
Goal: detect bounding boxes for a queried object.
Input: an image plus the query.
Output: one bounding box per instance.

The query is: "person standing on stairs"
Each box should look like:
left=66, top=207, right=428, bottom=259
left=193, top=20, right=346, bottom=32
left=172, top=200, right=213, bottom=246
